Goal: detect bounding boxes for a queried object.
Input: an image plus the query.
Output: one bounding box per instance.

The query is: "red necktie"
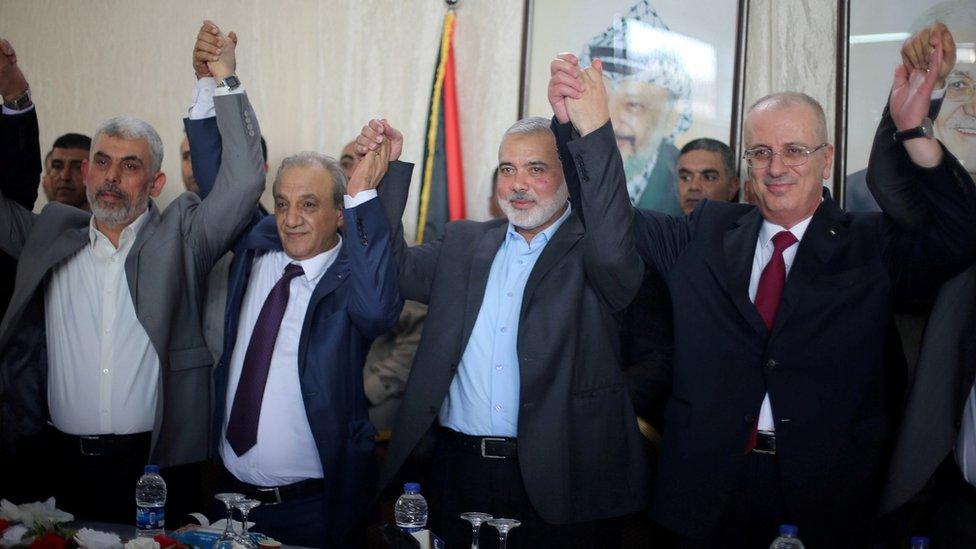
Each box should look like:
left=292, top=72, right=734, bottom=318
left=746, top=230, right=797, bottom=452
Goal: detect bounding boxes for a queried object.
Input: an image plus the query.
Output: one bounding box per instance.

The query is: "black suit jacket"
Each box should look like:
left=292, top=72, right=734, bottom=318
left=0, top=109, right=41, bottom=319
left=377, top=122, right=650, bottom=525
left=556, top=107, right=976, bottom=545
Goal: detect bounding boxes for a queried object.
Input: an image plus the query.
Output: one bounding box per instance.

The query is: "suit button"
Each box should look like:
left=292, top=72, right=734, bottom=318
left=765, top=359, right=778, bottom=370
left=744, top=414, right=756, bottom=423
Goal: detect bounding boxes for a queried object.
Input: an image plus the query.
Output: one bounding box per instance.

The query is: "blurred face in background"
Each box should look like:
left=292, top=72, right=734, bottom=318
left=933, top=24, right=976, bottom=177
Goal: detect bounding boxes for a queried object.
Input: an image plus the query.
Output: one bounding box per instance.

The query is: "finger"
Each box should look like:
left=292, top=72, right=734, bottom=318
left=942, top=26, right=956, bottom=71
left=924, top=43, right=944, bottom=88
left=592, top=58, right=603, bottom=77
left=551, top=58, right=583, bottom=80
left=555, top=52, right=579, bottom=65
left=368, top=119, right=385, bottom=142
left=910, top=36, right=927, bottom=72
left=202, top=20, right=219, bottom=34
left=228, top=31, right=238, bottom=45
left=360, top=123, right=381, bottom=142
left=0, top=39, right=11, bottom=57
left=550, top=83, right=583, bottom=100
left=194, top=49, right=220, bottom=64
left=550, top=71, right=584, bottom=93
left=194, top=41, right=221, bottom=55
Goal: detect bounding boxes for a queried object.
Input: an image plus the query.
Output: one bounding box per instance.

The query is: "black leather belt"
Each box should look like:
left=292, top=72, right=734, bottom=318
left=752, top=431, right=776, bottom=455
left=438, top=427, right=518, bottom=459
left=221, top=467, right=324, bottom=506
left=45, top=424, right=151, bottom=457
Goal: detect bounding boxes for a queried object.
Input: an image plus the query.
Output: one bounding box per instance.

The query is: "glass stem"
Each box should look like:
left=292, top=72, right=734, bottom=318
left=499, top=532, right=508, bottom=549
left=471, top=524, right=480, bottom=549
left=224, top=504, right=234, bottom=535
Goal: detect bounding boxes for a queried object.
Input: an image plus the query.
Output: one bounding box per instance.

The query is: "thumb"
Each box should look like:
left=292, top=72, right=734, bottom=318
left=892, top=63, right=909, bottom=89
left=592, top=58, right=603, bottom=76
left=228, top=31, right=238, bottom=45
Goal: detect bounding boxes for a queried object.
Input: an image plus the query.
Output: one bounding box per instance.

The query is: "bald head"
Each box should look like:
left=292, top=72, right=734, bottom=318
left=747, top=92, right=828, bottom=143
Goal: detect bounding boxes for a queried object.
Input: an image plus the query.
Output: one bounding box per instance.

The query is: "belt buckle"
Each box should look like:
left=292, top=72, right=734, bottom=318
left=256, top=486, right=282, bottom=505
left=79, top=436, right=102, bottom=457
left=752, top=447, right=776, bottom=455
left=480, top=437, right=506, bottom=459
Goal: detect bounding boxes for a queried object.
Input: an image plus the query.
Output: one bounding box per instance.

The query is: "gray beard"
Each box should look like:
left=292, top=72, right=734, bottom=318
left=500, top=183, right=570, bottom=230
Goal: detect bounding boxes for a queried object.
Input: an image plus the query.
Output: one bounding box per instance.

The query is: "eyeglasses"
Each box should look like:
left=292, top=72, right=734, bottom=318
left=742, top=143, right=828, bottom=169
left=947, top=75, right=974, bottom=102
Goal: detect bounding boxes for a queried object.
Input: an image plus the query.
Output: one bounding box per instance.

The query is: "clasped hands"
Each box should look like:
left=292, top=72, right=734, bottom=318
left=548, top=53, right=610, bottom=137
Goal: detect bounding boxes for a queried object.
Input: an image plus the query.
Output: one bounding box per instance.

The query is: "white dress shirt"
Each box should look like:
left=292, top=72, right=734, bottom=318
left=748, top=215, right=813, bottom=432
left=956, top=385, right=976, bottom=487
left=45, top=210, right=160, bottom=435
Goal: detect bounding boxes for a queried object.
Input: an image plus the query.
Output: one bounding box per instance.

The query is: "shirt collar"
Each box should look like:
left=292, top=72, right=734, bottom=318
left=281, top=234, right=342, bottom=285
left=88, top=208, right=150, bottom=250
left=505, top=201, right=573, bottom=245
left=759, top=214, right=813, bottom=249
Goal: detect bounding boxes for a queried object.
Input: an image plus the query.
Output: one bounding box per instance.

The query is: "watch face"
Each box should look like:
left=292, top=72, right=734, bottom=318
left=224, top=75, right=240, bottom=90
left=921, top=117, right=934, bottom=138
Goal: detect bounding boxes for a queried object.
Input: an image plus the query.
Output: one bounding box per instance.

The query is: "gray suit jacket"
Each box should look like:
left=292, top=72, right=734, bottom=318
left=0, top=92, right=265, bottom=467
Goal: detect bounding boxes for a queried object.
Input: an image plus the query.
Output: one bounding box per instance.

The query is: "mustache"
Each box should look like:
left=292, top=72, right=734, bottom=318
left=761, top=176, right=797, bottom=186
left=506, top=191, right=536, bottom=203
left=96, top=181, right=126, bottom=199
left=615, top=134, right=636, bottom=147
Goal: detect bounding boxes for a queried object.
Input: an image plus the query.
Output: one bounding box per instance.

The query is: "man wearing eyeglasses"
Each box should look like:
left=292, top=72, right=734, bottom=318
left=548, top=22, right=976, bottom=546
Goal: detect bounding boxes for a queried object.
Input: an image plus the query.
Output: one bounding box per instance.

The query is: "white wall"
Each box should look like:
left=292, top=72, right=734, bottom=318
left=0, top=0, right=524, bottom=240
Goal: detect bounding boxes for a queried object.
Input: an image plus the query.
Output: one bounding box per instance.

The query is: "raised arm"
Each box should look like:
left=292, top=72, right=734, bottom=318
left=182, top=21, right=266, bottom=272
left=868, top=25, right=976, bottom=294
left=356, top=119, right=440, bottom=303
left=0, top=37, right=39, bottom=259
left=341, top=137, right=403, bottom=338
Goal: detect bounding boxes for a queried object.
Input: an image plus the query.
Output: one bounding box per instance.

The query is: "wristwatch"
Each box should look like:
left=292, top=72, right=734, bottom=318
left=893, top=117, right=934, bottom=142
left=2, top=88, right=32, bottom=110
left=217, top=75, right=241, bottom=91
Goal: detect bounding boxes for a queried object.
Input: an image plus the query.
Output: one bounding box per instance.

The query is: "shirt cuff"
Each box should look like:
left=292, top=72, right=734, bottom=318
left=344, top=189, right=378, bottom=209
left=1, top=104, right=35, bottom=115
left=214, top=84, right=245, bottom=97
left=931, top=83, right=947, bottom=100
left=188, top=77, right=217, bottom=120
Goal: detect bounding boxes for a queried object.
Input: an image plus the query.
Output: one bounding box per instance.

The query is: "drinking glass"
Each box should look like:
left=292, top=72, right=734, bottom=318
left=231, top=498, right=262, bottom=549
left=486, top=518, right=521, bottom=549
left=213, top=492, right=245, bottom=548
left=459, top=512, right=493, bottom=549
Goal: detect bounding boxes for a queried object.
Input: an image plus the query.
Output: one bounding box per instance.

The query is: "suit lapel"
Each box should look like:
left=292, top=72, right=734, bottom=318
left=715, top=208, right=768, bottom=337
left=124, top=203, right=161, bottom=317
left=459, top=224, right=507, bottom=350
left=298, top=248, right=349, bottom=378
left=772, top=196, right=846, bottom=335
left=519, top=214, right=584, bottom=319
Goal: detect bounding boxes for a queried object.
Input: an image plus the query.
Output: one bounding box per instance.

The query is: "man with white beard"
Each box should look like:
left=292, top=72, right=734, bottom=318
left=358, top=67, right=649, bottom=546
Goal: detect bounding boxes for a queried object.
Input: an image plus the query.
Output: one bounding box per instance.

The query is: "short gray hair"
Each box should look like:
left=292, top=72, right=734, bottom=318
left=272, top=151, right=347, bottom=207
left=504, top=117, right=553, bottom=138
left=748, top=92, right=828, bottom=143
left=92, top=116, right=164, bottom=174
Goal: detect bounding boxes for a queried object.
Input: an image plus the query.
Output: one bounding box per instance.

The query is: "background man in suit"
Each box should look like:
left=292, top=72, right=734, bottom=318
left=358, top=59, right=647, bottom=548
left=880, top=23, right=976, bottom=547
left=0, top=26, right=265, bottom=523
left=547, top=29, right=976, bottom=546
left=676, top=138, right=740, bottom=215
left=40, top=133, right=91, bottom=210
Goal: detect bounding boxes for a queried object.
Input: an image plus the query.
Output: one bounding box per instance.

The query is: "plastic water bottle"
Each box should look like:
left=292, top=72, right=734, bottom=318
left=135, top=464, right=167, bottom=536
left=393, top=482, right=428, bottom=533
left=910, top=536, right=930, bottom=549
left=769, top=524, right=805, bottom=548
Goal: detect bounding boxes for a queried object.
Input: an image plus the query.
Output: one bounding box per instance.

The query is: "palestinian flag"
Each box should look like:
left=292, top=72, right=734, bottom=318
left=416, top=9, right=465, bottom=244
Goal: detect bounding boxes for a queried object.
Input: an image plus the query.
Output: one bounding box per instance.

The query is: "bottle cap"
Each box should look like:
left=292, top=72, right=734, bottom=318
left=144, top=464, right=160, bottom=474
left=779, top=524, right=798, bottom=537
left=403, top=482, right=420, bottom=494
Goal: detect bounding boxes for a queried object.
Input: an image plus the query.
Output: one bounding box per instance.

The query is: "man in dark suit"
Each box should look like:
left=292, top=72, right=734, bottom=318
left=547, top=33, right=976, bottom=547
left=358, top=60, right=647, bottom=548
left=879, top=22, right=976, bottom=548
left=186, top=36, right=401, bottom=544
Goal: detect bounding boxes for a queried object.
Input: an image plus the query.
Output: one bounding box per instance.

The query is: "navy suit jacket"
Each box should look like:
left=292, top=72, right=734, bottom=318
left=555, top=106, right=976, bottom=546
left=186, top=118, right=402, bottom=547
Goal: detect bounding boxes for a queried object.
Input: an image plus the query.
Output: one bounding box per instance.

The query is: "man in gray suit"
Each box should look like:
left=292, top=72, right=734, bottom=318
left=0, top=26, right=264, bottom=524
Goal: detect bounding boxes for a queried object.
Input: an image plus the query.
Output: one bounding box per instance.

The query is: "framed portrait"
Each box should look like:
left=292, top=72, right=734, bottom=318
left=518, top=0, right=750, bottom=215
left=840, top=0, right=976, bottom=212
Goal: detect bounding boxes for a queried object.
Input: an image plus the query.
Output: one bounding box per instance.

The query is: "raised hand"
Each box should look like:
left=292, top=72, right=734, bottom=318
left=347, top=136, right=391, bottom=197
left=354, top=119, right=403, bottom=162
left=548, top=52, right=584, bottom=125
left=192, top=20, right=237, bottom=82
left=890, top=41, right=943, bottom=131
left=900, top=22, right=956, bottom=90
left=565, top=59, right=610, bottom=137
left=0, top=38, right=29, bottom=100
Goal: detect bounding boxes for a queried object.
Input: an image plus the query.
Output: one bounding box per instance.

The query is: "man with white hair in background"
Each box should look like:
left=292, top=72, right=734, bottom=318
left=0, top=26, right=265, bottom=523
left=581, top=0, right=693, bottom=215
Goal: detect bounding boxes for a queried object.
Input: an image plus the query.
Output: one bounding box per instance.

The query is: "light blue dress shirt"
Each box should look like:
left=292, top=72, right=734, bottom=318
left=439, top=203, right=573, bottom=437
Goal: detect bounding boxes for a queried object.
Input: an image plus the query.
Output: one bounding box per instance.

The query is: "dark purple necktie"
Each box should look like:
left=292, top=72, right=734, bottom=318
left=226, top=262, right=305, bottom=456
left=746, top=230, right=796, bottom=452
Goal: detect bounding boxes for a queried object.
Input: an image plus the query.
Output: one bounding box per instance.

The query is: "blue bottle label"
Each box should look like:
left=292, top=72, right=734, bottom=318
left=136, top=505, right=165, bottom=530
